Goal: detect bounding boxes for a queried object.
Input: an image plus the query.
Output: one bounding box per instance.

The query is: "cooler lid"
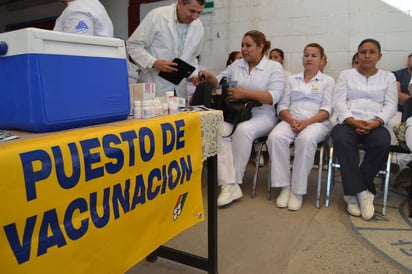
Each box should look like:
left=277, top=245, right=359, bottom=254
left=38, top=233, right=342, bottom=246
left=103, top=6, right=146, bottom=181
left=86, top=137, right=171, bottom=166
left=0, top=27, right=126, bottom=59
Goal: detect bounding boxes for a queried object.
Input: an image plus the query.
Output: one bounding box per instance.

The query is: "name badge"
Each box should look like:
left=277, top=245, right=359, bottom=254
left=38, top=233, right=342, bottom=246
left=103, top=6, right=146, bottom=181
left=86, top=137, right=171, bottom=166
left=311, top=83, right=320, bottom=93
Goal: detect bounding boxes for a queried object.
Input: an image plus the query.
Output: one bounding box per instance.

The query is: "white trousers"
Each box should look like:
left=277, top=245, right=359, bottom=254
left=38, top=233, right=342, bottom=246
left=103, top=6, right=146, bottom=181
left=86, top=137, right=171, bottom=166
left=267, top=121, right=330, bottom=195
left=218, top=112, right=277, bottom=185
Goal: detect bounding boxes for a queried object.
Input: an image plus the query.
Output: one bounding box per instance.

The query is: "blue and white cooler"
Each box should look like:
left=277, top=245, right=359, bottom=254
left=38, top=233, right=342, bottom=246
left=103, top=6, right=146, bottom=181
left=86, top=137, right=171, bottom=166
left=0, top=28, right=130, bottom=132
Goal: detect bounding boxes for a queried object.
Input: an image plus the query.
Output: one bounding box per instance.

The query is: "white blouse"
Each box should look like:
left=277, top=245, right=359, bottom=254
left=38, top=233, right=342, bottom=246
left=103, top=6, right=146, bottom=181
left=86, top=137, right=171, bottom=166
left=217, top=57, right=285, bottom=113
left=278, top=71, right=335, bottom=127
left=333, top=68, right=397, bottom=124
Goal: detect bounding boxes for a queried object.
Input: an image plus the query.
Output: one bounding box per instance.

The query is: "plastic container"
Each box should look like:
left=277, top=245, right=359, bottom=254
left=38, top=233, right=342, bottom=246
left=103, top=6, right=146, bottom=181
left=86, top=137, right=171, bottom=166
left=142, top=100, right=155, bottom=119
left=0, top=28, right=130, bottom=132
left=168, top=101, right=178, bottom=114
left=162, top=103, right=169, bottom=115
left=133, top=100, right=142, bottom=119
left=165, top=91, right=174, bottom=103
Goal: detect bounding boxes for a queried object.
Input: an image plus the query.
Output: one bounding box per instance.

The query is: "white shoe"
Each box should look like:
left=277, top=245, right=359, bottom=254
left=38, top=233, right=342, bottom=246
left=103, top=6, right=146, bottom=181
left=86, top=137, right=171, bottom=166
left=344, top=195, right=361, bottom=217
left=357, top=190, right=375, bottom=220
left=276, top=187, right=290, bottom=208
left=288, top=192, right=303, bottom=211
left=217, top=184, right=243, bottom=207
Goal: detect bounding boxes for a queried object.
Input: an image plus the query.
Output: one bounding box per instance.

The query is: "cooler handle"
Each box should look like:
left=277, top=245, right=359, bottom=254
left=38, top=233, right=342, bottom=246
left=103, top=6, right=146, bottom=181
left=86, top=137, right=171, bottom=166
left=0, top=41, right=8, bottom=56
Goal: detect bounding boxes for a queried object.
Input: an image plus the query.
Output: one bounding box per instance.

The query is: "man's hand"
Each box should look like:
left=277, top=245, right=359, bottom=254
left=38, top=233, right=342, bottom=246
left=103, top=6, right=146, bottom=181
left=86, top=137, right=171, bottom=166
left=153, top=59, right=178, bottom=72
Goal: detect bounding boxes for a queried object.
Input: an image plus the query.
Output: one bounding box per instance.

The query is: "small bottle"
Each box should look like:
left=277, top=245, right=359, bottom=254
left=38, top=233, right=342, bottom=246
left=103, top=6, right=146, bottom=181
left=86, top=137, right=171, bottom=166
left=162, top=103, right=169, bottom=115
left=165, top=91, right=174, bottom=104
left=133, top=100, right=142, bottom=119
left=168, top=101, right=178, bottom=114
left=156, top=102, right=162, bottom=116
left=154, top=97, right=161, bottom=116
left=142, top=100, right=155, bottom=118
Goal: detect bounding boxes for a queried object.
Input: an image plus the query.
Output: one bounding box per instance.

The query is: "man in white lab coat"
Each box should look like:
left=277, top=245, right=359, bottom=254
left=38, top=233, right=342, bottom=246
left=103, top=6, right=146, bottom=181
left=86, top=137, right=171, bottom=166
left=126, top=0, right=205, bottom=98
left=54, top=0, right=114, bottom=38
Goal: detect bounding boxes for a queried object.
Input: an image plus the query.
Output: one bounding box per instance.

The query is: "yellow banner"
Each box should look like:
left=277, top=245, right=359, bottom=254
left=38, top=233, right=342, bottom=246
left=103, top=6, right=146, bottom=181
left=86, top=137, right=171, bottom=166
left=0, top=113, right=204, bottom=273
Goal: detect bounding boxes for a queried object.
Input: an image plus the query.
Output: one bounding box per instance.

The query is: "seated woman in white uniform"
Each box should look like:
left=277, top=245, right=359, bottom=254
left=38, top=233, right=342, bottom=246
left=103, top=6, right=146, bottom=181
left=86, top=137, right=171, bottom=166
left=266, top=43, right=335, bottom=211
left=331, top=38, right=397, bottom=221
left=199, top=30, right=285, bottom=207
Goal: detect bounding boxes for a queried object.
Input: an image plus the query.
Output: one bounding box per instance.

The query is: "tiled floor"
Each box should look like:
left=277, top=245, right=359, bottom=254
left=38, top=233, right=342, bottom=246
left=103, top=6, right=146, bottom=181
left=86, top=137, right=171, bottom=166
left=127, top=157, right=411, bottom=274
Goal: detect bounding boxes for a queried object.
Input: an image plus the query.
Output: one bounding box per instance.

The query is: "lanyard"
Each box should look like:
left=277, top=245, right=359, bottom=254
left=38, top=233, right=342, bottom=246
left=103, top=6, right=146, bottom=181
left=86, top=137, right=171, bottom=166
left=176, top=22, right=188, bottom=56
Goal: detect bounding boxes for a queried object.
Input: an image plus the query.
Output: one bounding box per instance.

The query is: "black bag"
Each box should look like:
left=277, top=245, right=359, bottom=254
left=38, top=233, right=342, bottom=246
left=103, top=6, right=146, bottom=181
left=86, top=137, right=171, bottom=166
left=189, top=79, right=214, bottom=108
left=219, top=77, right=261, bottom=136
left=222, top=98, right=261, bottom=124
left=190, top=77, right=261, bottom=136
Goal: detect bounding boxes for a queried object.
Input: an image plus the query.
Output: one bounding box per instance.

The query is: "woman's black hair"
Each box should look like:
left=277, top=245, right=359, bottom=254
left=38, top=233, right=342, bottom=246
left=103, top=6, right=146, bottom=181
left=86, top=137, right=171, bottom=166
left=358, top=38, right=381, bottom=53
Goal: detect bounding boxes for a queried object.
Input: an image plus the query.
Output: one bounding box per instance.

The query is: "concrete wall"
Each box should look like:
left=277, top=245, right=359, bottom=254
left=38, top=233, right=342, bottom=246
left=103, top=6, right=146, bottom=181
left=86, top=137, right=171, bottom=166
left=200, top=0, right=412, bottom=78
left=1, top=0, right=412, bottom=78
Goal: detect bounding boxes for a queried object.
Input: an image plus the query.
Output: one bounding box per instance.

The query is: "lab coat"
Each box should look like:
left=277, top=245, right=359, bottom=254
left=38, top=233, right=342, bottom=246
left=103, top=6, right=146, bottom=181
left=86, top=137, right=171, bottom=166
left=54, top=0, right=114, bottom=37
left=126, top=3, right=204, bottom=98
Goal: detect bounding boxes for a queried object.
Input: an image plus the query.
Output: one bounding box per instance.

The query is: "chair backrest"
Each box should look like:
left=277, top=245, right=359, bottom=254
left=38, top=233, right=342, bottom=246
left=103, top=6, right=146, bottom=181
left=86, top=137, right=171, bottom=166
left=401, top=97, right=412, bottom=122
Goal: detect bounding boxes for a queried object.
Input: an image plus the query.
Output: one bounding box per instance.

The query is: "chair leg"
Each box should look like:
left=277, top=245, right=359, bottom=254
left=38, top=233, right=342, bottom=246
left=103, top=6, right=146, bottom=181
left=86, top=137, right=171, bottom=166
left=251, top=142, right=264, bottom=198
left=316, top=145, right=324, bottom=208
left=409, top=174, right=412, bottom=218
left=267, top=156, right=271, bottom=200
left=325, top=146, right=334, bottom=208
left=381, top=153, right=392, bottom=216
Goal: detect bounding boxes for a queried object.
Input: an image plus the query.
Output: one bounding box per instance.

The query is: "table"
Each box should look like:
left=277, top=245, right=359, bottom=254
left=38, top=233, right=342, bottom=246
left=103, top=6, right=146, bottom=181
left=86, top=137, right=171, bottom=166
left=0, top=110, right=223, bottom=274
left=146, top=110, right=222, bottom=274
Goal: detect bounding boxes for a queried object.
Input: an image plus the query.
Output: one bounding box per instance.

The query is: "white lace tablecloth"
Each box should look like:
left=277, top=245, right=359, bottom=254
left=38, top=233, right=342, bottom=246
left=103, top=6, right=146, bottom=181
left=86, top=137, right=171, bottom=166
left=199, top=110, right=223, bottom=161
left=4, top=110, right=223, bottom=161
